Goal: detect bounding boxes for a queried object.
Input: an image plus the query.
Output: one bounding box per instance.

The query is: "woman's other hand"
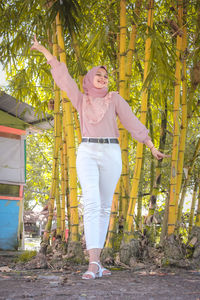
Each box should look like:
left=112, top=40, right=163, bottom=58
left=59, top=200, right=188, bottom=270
left=150, top=146, right=170, bottom=160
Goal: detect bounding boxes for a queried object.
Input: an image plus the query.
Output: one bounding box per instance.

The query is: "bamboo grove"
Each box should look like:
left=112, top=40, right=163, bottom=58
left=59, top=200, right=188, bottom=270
left=1, top=0, right=200, bottom=260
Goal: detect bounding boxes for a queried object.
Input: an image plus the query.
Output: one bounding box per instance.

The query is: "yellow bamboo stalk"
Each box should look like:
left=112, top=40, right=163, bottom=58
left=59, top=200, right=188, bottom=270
left=71, top=31, right=83, bottom=144
left=118, top=0, right=142, bottom=230
left=56, top=13, right=79, bottom=242
left=175, top=24, right=187, bottom=224
left=119, top=0, right=126, bottom=96
left=118, top=0, right=129, bottom=224
left=188, top=180, right=198, bottom=235
left=167, top=1, right=183, bottom=235
left=106, top=2, right=142, bottom=249
left=123, top=0, right=154, bottom=243
left=72, top=106, right=82, bottom=144
left=123, top=0, right=142, bottom=221
left=116, top=33, right=120, bottom=85
left=52, top=23, right=62, bottom=238
left=42, top=26, right=62, bottom=244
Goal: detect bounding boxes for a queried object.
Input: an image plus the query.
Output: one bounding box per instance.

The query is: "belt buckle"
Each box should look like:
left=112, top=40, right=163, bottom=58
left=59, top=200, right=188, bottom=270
left=99, top=138, right=104, bottom=143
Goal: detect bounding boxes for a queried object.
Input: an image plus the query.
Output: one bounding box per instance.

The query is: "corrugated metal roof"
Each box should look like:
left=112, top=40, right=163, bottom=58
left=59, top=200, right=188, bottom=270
left=0, top=92, right=54, bottom=130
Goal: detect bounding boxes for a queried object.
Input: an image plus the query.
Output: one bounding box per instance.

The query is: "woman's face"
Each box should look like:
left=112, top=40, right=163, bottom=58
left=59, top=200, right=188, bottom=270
left=93, top=67, right=108, bottom=89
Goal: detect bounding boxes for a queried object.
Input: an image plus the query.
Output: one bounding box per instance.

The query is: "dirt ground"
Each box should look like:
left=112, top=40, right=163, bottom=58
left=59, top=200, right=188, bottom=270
left=0, top=251, right=200, bottom=300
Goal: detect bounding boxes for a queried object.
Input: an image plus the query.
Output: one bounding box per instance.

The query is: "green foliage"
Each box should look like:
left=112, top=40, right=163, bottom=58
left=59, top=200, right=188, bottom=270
left=24, top=130, right=53, bottom=210
left=48, top=0, right=83, bottom=35
left=16, top=250, right=37, bottom=262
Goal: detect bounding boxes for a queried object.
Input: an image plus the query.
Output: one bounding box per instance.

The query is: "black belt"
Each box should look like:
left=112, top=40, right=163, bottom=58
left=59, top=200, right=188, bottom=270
left=82, top=138, right=119, bottom=144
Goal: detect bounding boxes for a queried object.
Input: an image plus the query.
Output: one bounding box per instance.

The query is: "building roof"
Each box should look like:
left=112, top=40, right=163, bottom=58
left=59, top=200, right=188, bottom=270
left=0, top=91, right=54, bottom=130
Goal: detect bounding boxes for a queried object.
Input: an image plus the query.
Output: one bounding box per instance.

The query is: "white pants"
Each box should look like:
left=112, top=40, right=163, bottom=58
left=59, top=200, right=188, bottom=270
left=76, top=142, right=122, bottom=250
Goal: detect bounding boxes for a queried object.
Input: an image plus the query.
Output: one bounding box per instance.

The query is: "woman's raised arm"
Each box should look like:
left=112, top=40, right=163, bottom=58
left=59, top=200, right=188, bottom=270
left=30, top=35, right=83, bottom=111
left=30, top=35, right=54, bottom=61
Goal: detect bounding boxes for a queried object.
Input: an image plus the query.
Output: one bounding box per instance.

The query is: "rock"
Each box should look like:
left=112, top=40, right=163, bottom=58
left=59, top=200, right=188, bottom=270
left=24, top=253, right=48, bottom=270
left=0, top=266, right=12, bottom=272
left=190, top=226, right=200, bottom=241
left=129, top=257, right=137, bottom=268
left=188, top=236, right=198, bottom=248
left=119, top=239, right=140, bottom=265
left=187, top=227, right=200, bottom=259
left=193, top=242, right=200, bottom=259
left=119, top=243, right=131, bottom=265
left=163, top=235, right=184, bottom=260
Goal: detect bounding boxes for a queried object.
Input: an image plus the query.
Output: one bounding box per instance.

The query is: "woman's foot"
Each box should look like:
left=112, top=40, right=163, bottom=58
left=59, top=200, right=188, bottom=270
left=98, top=262, right=112, bottom=276
left=82, top=262, right=102, bottom=280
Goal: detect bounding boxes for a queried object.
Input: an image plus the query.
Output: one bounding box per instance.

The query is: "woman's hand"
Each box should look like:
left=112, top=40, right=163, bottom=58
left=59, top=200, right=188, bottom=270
left=30, top=35, right=54, bottom=61
left=150, top=146, right=170, bottom=160
left=30, top=35, right=44, bottom=52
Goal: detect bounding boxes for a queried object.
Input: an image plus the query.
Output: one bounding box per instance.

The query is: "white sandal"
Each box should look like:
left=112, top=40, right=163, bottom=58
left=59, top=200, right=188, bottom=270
left=98, top=261, right=112, bottom=276
left=101, top=267, right=111, bottom=276
left=82, top=261, right=102, bottom=280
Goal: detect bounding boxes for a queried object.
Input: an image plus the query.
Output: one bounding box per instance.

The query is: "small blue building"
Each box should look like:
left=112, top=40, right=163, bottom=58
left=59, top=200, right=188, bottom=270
left=0, top=91, right=53, bottom=250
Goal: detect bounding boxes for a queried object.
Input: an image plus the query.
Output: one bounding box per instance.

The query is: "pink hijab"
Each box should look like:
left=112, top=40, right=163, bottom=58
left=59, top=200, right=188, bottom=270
left=82, top=66, right=113, bottom=124
left=83, top=66, right=108, bottom=97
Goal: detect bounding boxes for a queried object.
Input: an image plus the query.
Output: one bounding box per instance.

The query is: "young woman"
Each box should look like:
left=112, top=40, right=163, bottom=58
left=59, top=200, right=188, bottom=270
left=31, top=36, right=168, bottom=280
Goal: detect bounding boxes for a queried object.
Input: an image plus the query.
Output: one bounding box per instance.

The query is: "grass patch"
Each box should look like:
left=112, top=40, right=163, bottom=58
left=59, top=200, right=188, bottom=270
left=16, top=250, right=37, bottom=262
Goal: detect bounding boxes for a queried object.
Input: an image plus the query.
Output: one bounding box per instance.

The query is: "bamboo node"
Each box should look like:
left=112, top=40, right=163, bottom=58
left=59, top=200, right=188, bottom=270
left=48, top=99, right=54, bottom=110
